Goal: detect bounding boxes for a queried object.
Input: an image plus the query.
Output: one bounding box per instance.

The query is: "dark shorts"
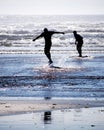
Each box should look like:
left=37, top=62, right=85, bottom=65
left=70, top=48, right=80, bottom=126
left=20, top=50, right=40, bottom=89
left=77, top=41, right=83, bottom=47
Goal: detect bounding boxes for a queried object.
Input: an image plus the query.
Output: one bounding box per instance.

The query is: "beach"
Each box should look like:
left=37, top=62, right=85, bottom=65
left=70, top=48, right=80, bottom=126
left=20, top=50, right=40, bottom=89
left=0, top=15, right=104, bottom=129
left=0, top=98, right=104, bottom=116
left=0, top=99, right=104, bottom=130
left=0, top=53, right=104, bottom=129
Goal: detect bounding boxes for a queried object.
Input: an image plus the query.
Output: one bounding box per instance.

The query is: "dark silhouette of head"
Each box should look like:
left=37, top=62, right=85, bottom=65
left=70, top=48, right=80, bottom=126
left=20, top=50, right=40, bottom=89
left=44, top=28, right=48, bottom=33
left=73, top=31, right=77, bottom=35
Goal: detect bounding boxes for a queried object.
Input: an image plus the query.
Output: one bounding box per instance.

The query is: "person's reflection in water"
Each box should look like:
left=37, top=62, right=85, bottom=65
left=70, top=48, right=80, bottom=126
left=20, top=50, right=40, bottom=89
left=43, top=73, right=53, bottom=100
left=44, top=111, right=52, bottom=124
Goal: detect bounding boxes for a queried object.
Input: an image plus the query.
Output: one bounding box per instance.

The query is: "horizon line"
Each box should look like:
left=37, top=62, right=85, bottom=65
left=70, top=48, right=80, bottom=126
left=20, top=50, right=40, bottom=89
left=0, top=14, right=104, bottom=16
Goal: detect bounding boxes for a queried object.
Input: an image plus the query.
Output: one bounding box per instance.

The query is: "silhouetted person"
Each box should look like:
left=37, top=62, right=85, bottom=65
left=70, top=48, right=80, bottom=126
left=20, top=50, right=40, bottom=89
left=33, top=28, right=64, bottom=64
left=73, top=31, right=83, bottom=57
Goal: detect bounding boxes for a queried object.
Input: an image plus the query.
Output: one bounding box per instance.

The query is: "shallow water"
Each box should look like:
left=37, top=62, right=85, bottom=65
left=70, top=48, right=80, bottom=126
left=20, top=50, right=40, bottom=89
left=0, top=53, right=104, bottom=98
left=0, top=107, right=104, bottom=130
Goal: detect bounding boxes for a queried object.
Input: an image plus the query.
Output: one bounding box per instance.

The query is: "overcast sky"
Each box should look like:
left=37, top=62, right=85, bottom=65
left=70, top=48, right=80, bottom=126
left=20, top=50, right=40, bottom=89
left=0, top=0, right=104, bottom=15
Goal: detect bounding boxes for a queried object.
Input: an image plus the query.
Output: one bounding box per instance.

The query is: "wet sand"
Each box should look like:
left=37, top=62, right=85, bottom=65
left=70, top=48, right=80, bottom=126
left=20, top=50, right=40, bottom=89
left=0, top=107, right=104, bottom=130
left=0, top=98, right=104, bottom=116
left=0, top=99, right=104, bottom=130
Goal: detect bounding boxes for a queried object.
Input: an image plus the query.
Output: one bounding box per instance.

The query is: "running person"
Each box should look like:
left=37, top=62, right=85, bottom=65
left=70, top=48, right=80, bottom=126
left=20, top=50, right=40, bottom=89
left=33, top=28, right=64, bottom=64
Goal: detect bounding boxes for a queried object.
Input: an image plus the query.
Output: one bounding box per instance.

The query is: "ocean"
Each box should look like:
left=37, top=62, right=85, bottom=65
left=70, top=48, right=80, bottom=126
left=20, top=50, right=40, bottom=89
left=0, top=15, right=104, bottom=99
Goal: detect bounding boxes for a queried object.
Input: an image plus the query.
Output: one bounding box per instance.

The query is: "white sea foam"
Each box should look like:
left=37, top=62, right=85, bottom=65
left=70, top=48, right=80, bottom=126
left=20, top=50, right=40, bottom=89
left=0, top=15, right=104, bottom=53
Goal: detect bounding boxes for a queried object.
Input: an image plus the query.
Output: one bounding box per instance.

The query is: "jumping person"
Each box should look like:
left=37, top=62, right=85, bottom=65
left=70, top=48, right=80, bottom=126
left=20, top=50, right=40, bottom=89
left=33, top=28, right=64, bottom=64
left=73, top=31, right=83, bottom=57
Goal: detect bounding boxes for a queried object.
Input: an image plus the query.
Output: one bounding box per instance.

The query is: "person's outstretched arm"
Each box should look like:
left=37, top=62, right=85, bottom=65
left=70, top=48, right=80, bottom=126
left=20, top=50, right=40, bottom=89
left=33, top=34, right=43, bottom=41
left=54, top=31, right=65, bottom=34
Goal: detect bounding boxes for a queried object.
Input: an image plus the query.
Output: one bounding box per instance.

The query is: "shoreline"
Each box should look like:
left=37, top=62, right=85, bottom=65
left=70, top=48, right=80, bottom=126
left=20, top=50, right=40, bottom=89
left=0, top=98, right=104, bottom=116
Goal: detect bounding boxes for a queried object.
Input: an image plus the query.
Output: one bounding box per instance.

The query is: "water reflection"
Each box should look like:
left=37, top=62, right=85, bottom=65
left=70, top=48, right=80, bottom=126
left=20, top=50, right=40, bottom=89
left=0, top=108, right=104, bottom=130
left=43, top=111, right=52, bottom=124
left=42, top=72, right=53, bottom=100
